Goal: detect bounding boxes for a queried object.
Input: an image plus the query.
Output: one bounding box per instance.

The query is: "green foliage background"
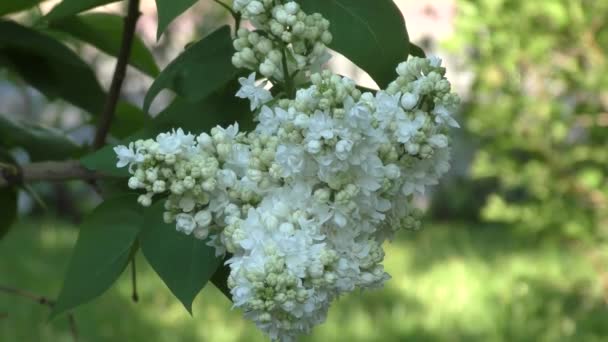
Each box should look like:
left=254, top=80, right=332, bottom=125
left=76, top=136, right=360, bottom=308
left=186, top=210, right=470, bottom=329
left=441, top=0, right=608, bottom=241
left=3, top=221, right=607, bottom=342
left=1, top=0, right=608, bottom=341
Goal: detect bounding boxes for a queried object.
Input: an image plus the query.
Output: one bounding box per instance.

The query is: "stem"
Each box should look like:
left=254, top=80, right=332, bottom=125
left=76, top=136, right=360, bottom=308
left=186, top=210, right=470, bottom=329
left=0, top=285, right=51, bottom=304
left=212, top=0, right=241, bottom=32
left=0, top=160, right=107, bottom=188
left=212, top=0, right=235, bottom=16
left=281, top=48, right=294, bottom=98
left=131, top=257, right=138, bottom=303
left=0, top=285, right=79, bottom=342
left=235, top=14, right=242, bottom=32
left=93, top=0, right=141, bottom=150
left=23, top=184, right=48, bottom=211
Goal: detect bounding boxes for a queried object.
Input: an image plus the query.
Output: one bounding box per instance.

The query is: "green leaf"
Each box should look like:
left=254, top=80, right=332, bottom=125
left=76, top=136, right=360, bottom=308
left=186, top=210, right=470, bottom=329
left=0, top=187, right=17, bottom=240
left=410, top=43, right=426, bottom=58
left=140, top=201, right=222, bottom=312
left=82, top=80, right=250, bottom=176
left=300, top=0, right=410, bottom=88
left=113, top=101, right=150, bottom=139
left=155, top=0, right=198, bottom=40
left=210, top=262, right=232, bottom=300
left=45, top=0, right=121, bottom=22
left=0, top=21, right=148, bottom=137
left=49, top=13, right=159, bottom=77
left=144, top=25, right=237, bottom=113
left=51, top=195, right=143, bottom=318
left=151, top=78, right=252, bottom=132
left=0, top=0, right=46, bottom=16
left=0, top=150, right=18, bottom=240
left=0, top=20, right=106, bottom=115
left=81, top=145, right=126, bottom=178
left=0, top=114, right=81, bottom=161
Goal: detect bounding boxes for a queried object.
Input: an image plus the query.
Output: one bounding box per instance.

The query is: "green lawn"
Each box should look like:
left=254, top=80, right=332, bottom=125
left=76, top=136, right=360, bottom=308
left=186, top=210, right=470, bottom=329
left=1, top=220, right=607, bottom=341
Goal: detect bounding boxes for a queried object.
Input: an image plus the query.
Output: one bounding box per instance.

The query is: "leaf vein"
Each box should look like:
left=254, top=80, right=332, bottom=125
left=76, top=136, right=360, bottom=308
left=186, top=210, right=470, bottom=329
left=332, top=0, right=386, bottom=59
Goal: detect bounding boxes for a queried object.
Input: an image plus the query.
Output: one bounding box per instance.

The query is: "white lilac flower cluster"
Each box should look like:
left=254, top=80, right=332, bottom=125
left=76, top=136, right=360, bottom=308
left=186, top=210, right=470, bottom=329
left=232, top=0, right=332, bottom=79
left=114, top=2, right=459, bottom=341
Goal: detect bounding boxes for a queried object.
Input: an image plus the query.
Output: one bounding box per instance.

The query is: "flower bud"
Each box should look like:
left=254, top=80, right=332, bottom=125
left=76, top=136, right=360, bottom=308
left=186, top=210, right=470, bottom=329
left=307, top=140, right=322, bottom=154
left=128, top=177, right=140, bottom=189
left=259, top=60, right=275, bottom=77
left=194, top=209, right=213, bottom=228
left=137, top=194, right=152, bottom=207
left=175, top=213, right=196, bottom=235
left=193, top=226, right=209, bottom=240
left=246, top=1, right=265, bottom=16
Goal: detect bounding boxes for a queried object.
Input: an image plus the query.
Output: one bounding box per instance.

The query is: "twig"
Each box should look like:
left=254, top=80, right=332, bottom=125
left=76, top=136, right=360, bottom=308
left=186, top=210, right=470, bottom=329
left=67, top=314, right=79, bottom=341
left=93, top=0, right=141, bottom=149
left=212, top=0, right=234, bottom=15
left=131, top=257, right=139, bottom=302
left=0, top=160, right=107, bottom=188
left=212, top=0, right=241, bottom=31
left=0, top=285, right=78, bottom=342
left=22, top=183, right=49, bottom=211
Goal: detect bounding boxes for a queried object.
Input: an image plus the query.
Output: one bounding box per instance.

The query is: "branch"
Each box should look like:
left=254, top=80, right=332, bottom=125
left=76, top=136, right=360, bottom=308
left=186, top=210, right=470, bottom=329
left=0, top=285, right=78, bottom=342
left=93, top=0, right=141, bottom=149
left=212, top=0, right=241, bottom=31
left=0, top=160, right=107, bottom=188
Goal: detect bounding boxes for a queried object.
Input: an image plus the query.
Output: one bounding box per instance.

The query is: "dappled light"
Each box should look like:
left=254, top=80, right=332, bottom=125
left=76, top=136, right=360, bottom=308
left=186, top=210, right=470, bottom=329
left=2, top=221, right=606, bottom=341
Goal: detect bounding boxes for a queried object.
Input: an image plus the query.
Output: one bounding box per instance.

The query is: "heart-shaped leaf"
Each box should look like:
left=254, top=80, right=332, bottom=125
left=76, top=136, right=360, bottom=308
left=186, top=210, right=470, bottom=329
left=300, top=0, right=410, bottom=88
left=51, top=195, right=143, bottom=318
left=140, top=201, right=222, bottom=313
left=144, top=25, right=237, bottom=113
left=155, top=0, right=198, bottom=39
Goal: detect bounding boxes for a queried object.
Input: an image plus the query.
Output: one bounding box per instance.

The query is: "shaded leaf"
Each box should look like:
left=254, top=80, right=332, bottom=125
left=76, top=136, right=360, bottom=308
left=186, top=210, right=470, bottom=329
left=0, top=187, right=17, bottom=240
left=80, top=145, right=128, bottom=178
left=210, top=261, right=232, bottom=300
left=155, top=0, right=198, bottom=40
left=51, top=195, right=143, bottom=318
left=0, top=150, right=17, bottom=240
left=0, top=21, right=148, bottom=138
left=300, top=0, right=410, bottom=87
left=140, top=201, right=222, bottom=312
left=0, top=114, right=81, bottom=161
left=0, top=0, right=45, bottom=16
left=113, top=101, right=150, bottom=139
left=45, top=0, right=121, bottom=22
left=0, top=20, right=106, bottom=115
left=82, top=80, right=250, bottom=176
left=151, top=78, right=252, bottom=132
left=410, top=43, right=426, bottom=58
left=144, top=25, right=237, bottom=113
left=49, top=13, right=159, bottom=77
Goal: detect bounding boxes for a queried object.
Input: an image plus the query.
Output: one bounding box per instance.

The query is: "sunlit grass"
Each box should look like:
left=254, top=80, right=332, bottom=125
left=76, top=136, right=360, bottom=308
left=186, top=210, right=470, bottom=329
left=1, top=221, right=607, bottom=341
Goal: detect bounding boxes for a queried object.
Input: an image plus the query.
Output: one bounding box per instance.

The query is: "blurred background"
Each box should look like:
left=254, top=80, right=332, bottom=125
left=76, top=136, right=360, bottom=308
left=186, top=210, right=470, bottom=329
left=2, top=0, right=608, bottom=341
